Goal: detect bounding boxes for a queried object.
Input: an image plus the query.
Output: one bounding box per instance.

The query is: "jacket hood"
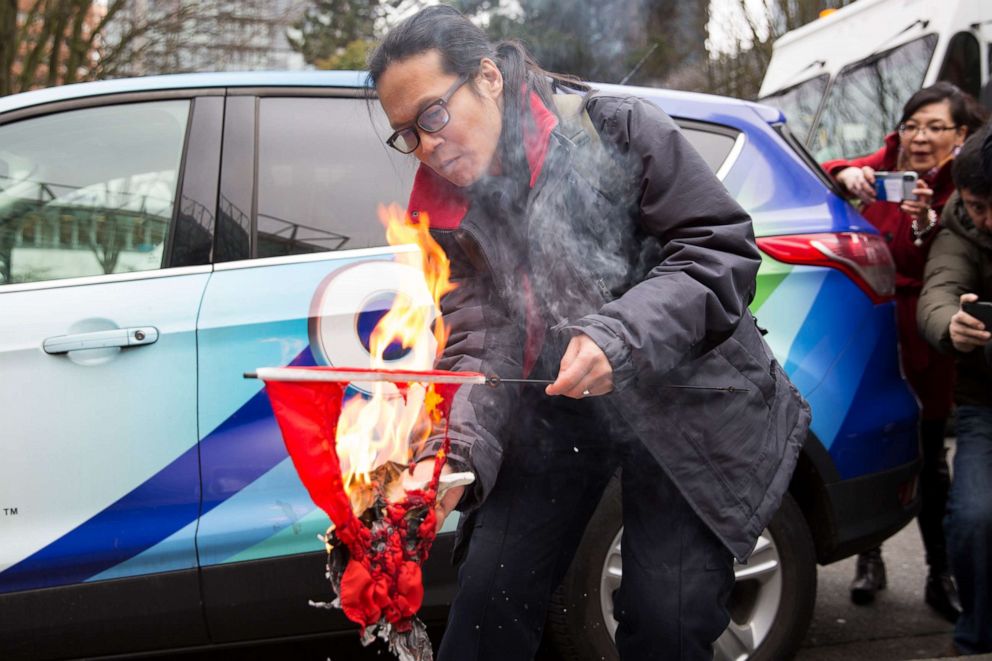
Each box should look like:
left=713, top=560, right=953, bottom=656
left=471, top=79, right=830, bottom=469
left=942, top=192, right=992, bottom=253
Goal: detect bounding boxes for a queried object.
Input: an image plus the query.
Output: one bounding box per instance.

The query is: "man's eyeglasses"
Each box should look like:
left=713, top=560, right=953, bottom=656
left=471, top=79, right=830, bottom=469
left=897, top=123, right=959, bottom=139
left=386, top=74, right=470, bottom=154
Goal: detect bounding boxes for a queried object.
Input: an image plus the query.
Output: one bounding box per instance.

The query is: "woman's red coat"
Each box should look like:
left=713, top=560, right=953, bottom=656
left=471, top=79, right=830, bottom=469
left=823, top=133, right=955, bottom=419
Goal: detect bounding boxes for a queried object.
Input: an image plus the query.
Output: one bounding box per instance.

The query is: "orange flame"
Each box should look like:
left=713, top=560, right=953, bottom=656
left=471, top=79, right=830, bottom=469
left=334, top=204, right=455, bottom=506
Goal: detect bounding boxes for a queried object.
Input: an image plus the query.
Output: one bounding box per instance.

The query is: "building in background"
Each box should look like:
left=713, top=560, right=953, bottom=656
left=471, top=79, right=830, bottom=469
left=107, top=0, right=309, bottom=76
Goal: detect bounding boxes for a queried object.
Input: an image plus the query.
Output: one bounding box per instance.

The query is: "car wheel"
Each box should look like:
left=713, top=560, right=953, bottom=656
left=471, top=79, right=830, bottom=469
left=548, top=480, right=816, bottom=661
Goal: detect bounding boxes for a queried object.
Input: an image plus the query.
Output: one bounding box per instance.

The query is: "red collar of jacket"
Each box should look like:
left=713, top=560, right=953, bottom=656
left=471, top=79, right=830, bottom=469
left=407, top=90, right=559, bottom=230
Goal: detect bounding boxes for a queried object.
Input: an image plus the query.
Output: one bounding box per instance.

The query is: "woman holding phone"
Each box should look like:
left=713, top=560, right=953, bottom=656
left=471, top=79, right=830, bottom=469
left=823, top=82, right=987, bottom=621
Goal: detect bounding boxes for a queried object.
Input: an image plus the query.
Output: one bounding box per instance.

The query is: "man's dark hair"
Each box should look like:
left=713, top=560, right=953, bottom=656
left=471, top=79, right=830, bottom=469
left=953, top=124, right=992, bottom=197
left=982, top=123, right=992, bottom=185
left=898, top=81, right=989, bottom=136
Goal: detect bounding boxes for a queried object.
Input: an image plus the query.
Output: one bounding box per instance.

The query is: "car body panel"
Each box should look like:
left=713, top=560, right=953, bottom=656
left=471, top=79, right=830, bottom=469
left=0, top=73, right=920, bottom=659
left=0, top=273, right=208, bottom=592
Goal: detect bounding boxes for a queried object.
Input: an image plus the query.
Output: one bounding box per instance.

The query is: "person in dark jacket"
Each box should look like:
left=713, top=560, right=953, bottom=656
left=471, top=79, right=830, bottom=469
left=822, top=83, right=987, bottom=618
left=368, top=6, right=810, bottom=659
left=919, top=126, right=992, bottom=655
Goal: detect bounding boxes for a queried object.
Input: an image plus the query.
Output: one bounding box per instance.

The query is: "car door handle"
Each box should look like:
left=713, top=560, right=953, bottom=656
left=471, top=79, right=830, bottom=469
left=43, top=327, right=160, bottom=354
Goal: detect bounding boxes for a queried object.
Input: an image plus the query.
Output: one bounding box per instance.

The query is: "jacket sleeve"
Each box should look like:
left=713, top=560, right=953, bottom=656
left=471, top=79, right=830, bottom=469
left=570, top=96, right=761, bottom=388
left=821, top=143, right=889, bottom=178
left=412, top=249, right=524, bottom=509
left=918, top=226, right=980, bottom=353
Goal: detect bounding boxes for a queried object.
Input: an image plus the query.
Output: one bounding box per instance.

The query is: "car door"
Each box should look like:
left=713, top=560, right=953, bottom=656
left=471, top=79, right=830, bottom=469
left=0, top=94, right=221, bottom=658
left=193, top=91, right=448, bottom=641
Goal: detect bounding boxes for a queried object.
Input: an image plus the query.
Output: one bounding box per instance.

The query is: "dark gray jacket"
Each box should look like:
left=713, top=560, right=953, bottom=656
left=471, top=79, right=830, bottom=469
left=414, top=93, right=810, bottom=561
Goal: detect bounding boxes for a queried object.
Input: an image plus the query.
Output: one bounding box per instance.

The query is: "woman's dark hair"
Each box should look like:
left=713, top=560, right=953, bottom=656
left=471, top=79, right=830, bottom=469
left=952, top=124, right=992, bottom=197
left=367, top=5, right=585, bottom=185
left=898, top=81, right=989, bottom=136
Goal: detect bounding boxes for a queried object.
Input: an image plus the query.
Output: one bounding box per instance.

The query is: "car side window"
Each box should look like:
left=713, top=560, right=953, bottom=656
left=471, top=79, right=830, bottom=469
left=677, top=123, right=739, bottom=174
left=256, top=97, right=416, bottom=258
left=0, top=101, right=190, bottom=285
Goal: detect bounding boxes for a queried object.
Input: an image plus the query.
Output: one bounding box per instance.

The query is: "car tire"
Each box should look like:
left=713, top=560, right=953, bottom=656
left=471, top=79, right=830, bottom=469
left=547, top=478, right=816, bottom=661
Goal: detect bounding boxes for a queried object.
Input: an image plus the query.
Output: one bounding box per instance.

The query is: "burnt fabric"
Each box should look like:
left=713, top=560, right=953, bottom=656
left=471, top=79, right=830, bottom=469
left=410, top=92, right=810, bottom=564
left=437, top=391, right=734, bottom=661
left=261, top=368, right=466, bottom=651
left=822, top=134, right=957, bottom=419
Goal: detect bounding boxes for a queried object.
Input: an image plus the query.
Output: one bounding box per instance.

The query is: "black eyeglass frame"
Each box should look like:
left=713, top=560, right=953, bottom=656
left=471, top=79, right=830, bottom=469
left=386, top=74, right=471, bottom=154
left=896, top=122, right=960, bottom=138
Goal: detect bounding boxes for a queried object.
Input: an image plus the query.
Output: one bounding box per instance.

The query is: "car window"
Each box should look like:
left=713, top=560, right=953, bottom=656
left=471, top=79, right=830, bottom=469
left=938, top=31, right=981, bottom=100
left=773, top=122, right=843, bottom=194
left=677, top=123, right=739, bottom=174
left=0, top=101, right=190, bottom=285
left=759, top=74, right=829, bottom=146
left=810, top=34, right=937, bottom=161
left=256, top=97, right=416, bottom=258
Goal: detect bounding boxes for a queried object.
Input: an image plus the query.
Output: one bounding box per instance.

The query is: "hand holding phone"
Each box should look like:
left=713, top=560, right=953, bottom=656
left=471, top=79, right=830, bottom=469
left=951, top=294, right=992, bottom=352
left=874, top=171, right=918, bottom=203
left=836, top=166, right=877, bottom=205
left=963, top=301, right=992, bottom=329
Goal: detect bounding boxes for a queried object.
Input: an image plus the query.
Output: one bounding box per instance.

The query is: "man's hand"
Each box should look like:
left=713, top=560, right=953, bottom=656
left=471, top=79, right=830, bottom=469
left=545, top=333, right=614, bottom=399
left=403, top=460, right=465, bottom=532
left=836, top=166, right=877, bottom=205
left=950, top=293, right=992, bottom=352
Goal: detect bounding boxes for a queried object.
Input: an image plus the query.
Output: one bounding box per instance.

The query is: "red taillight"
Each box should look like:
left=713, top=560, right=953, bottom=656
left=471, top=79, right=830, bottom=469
left=756, top=232, right=896, bottom=304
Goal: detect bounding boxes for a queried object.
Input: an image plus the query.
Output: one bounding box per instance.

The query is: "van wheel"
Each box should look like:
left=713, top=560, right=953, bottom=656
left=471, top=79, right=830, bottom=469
left=547, top=480, right=816, bottom=661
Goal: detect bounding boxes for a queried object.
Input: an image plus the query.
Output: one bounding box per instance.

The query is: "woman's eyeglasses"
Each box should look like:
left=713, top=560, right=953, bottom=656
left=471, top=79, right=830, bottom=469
left=386, top=75, right=470, bottom=154
left=897, top=123, right=959, bottom=139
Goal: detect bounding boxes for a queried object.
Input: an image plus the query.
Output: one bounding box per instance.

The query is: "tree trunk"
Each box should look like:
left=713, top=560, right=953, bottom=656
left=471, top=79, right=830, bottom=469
left=0, top=0, right=17, bottom=96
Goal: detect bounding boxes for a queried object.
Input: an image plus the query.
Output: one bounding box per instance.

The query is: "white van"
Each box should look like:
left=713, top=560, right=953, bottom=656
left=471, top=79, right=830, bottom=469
left=758, top=0, right=992, bottom=161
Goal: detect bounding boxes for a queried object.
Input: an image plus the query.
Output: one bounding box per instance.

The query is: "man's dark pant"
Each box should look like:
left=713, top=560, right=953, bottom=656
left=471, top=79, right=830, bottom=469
left=947, top=405, right=992, bottom=654
left=436, top=393, right=735, bottom=661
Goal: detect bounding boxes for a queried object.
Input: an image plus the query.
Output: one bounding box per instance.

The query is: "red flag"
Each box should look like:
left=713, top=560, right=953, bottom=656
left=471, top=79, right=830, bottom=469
left=259, top=366, right=476, bottom=632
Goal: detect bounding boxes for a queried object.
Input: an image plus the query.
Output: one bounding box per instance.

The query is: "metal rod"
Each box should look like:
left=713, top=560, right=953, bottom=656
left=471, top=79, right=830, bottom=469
left=246, top=371, right=747, bottom=393
left=486, top=375, right=747, bottom=393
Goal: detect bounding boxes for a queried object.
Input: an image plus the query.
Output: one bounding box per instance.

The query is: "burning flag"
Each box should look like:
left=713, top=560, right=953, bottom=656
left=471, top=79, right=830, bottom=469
left=255, top=205, right=476, bottom=660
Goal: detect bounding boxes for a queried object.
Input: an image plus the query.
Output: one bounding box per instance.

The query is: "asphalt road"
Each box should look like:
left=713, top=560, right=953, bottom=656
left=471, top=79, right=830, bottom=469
left=797, top=521, right=959, bottom=661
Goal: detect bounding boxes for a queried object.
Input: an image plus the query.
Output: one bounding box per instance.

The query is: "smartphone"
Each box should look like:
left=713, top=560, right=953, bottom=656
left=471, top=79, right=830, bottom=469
left=874, top=171, right=918, bottom=202
left=963, top=301, right=992, bottom=328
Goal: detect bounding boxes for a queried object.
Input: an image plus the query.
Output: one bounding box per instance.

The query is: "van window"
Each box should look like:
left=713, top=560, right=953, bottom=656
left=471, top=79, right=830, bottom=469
left=256, top=97, right=416, bottom=258
left=759, top=74, right=829, bottom=145
left=810, top=34, right=938, bottom=162
left=938, top=31, right=981, bottom=100
left=0, top=101, right=189, bottom=285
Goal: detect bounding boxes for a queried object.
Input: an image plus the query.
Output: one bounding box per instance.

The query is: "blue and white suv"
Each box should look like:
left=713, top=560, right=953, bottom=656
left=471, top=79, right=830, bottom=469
left=0, top=72, right=921, bottom=661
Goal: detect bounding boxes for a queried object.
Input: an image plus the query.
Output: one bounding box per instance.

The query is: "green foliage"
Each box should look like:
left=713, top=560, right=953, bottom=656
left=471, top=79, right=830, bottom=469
left=315, top=38, right=377, bottom=70
left=289, top=0, right=382, bottom=67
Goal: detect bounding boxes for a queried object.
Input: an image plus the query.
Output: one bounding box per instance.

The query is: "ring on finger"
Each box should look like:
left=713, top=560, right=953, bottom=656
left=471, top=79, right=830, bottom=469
left=581, top=389, right=591, bottom=396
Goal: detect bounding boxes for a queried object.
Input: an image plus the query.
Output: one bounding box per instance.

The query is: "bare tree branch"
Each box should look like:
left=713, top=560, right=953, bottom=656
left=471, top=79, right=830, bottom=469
left=19, top=1, right=59, bottom=91
left=45, top=1, right=73, bottom=88
left=0, top=0, right=18, bottom=96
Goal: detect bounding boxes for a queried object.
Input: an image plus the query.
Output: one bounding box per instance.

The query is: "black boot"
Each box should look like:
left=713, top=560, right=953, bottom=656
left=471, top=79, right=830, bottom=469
left=925, top=570, right=962, bottom=623
left=850, top=547, right=886, bottom=605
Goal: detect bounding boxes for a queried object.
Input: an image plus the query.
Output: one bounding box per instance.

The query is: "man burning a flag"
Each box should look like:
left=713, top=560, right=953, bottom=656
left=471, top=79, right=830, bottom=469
left=336, top=5, right=812, bottom=660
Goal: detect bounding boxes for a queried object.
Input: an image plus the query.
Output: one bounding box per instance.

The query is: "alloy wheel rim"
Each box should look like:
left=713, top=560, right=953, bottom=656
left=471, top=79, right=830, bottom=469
left=599, top=527, right=782, bottom=660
